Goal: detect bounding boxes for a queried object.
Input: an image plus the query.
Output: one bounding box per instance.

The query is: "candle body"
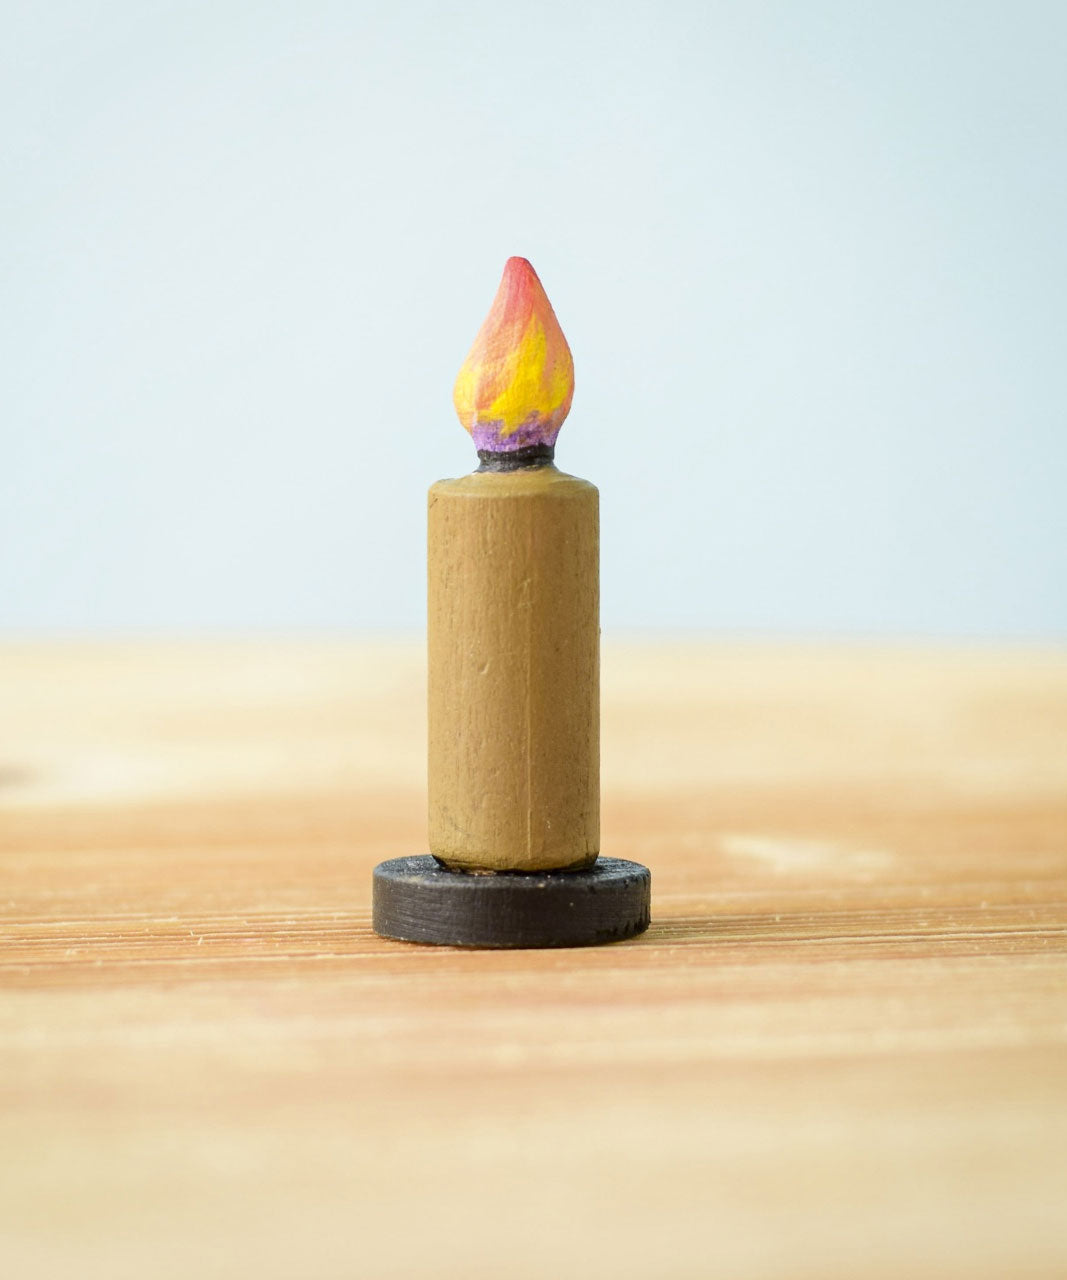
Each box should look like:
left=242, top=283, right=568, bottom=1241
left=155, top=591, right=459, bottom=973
left=428, top=465, right=599, bottom=872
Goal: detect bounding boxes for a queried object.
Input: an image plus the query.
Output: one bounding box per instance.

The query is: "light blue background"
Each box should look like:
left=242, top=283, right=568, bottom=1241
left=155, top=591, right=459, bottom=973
left=4, top=1, right=1065, bottom=636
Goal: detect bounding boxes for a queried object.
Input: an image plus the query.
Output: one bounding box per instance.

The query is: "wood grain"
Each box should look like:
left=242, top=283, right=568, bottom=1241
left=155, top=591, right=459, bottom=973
left=1, top=641, right=1066, bottom=1279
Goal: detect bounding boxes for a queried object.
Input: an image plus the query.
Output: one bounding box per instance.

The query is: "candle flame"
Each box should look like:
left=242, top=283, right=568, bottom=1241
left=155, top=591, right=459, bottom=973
left=453, top=257, right=574, bottom=452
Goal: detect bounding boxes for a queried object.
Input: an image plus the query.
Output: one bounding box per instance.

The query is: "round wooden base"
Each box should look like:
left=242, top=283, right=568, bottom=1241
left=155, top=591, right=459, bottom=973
left=372, top=856, right=651, bottom=949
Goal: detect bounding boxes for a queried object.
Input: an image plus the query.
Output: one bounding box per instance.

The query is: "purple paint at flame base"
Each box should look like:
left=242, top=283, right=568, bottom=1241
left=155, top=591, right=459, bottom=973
left=470, top=414, right=563, bottom=453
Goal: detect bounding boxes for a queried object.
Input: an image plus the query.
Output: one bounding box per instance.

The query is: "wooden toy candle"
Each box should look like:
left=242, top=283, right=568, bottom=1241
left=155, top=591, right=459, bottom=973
left=372, top=257, right=649, bottom=948
left=428, top=257, right=597, bottom=872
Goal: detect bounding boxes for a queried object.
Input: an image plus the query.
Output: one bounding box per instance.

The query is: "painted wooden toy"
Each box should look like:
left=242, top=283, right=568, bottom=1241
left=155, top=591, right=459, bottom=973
left=373, top=258, right=651, bottom=947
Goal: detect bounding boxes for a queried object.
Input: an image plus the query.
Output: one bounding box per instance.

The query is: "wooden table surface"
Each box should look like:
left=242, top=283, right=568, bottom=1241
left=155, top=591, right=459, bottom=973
left=2, top=641, right=1065, bottom=1279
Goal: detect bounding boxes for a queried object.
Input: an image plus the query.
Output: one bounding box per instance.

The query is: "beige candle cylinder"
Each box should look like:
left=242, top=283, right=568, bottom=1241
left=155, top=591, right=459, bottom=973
left=428, top=464, right=599, bottom=873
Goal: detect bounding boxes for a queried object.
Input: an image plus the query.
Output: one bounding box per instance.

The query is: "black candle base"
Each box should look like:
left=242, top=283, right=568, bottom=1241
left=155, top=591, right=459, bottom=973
left=372, top=856, right=651, bottom=949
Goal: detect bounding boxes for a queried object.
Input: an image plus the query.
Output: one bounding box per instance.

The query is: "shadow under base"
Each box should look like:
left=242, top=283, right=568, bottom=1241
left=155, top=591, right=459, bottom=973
left=372, top=856, right=651, bottom=949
